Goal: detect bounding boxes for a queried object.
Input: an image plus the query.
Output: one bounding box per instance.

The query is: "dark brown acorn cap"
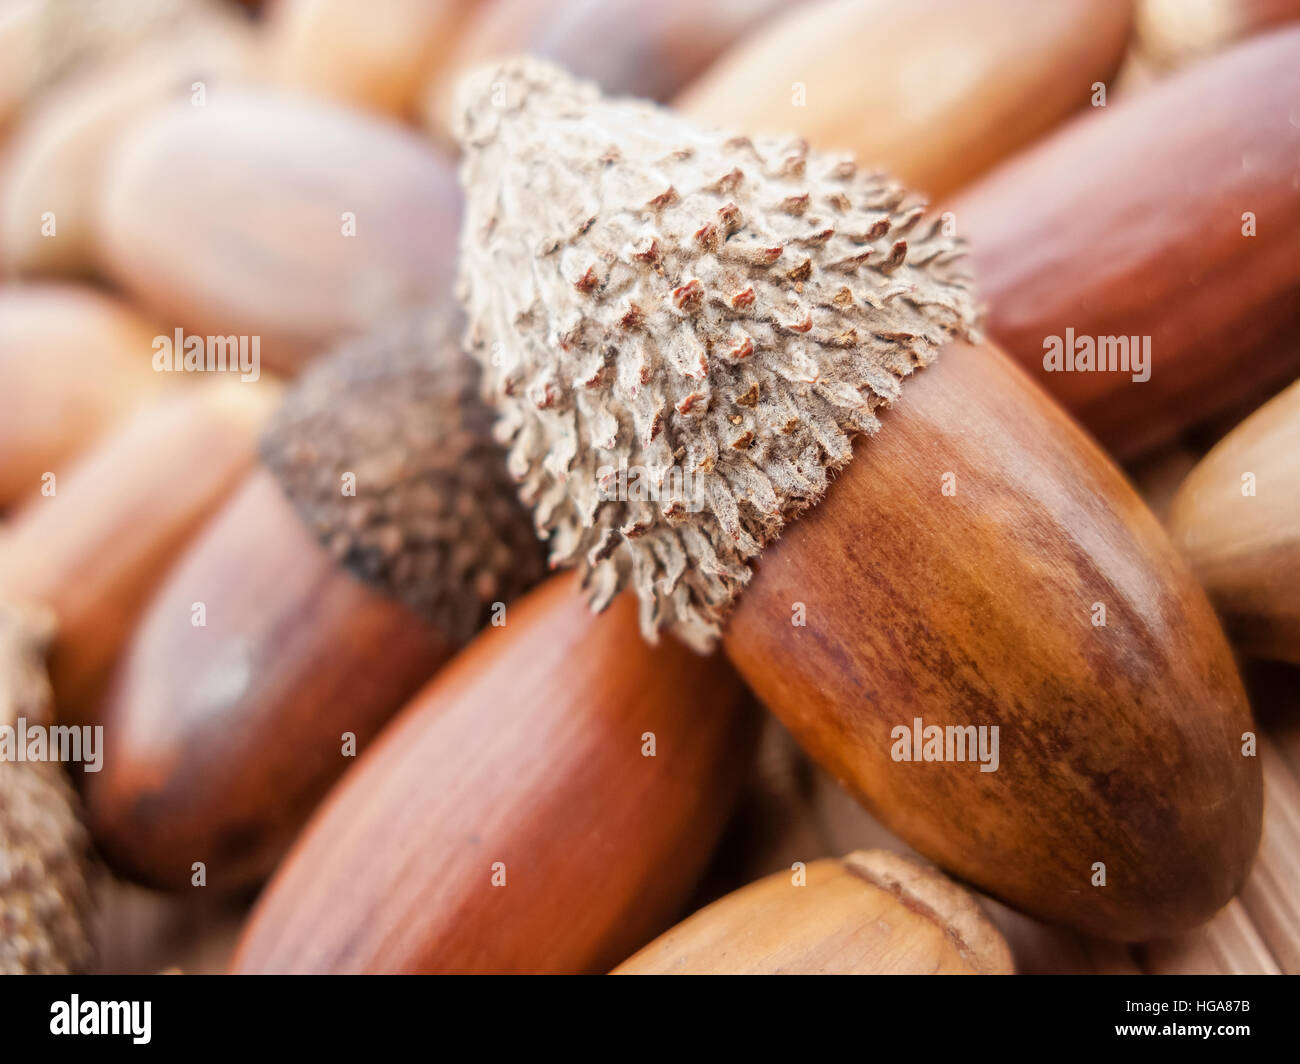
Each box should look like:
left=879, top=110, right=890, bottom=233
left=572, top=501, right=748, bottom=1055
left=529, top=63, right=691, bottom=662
left=259, top=310, right=546, bottom=644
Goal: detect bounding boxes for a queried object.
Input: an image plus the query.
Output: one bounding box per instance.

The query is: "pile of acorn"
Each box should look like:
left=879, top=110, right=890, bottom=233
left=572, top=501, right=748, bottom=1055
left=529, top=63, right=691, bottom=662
left=1, top=0, right=1298, bottom=975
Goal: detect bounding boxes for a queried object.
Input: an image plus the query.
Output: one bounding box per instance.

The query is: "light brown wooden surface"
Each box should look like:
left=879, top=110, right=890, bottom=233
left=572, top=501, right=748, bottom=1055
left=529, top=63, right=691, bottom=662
left=724, top=338, right=1261, bottom=941
left=676, top=0, right=1133, bottom=199
left=84, top=466, right=452, bottom=891
left=614, top=850, right=1012, bottom=974
left=231, top=573, right=756, bottom=973
left=1169, top=380, right=1300, bottom=664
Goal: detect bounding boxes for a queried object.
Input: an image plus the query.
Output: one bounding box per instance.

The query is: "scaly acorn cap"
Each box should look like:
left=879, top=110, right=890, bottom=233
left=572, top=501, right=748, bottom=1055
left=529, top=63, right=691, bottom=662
left=258, top=310, right=546, bottom=644
left=0, top=601, right=94, bottom=975
left=453, top=58, right=980, bottom=650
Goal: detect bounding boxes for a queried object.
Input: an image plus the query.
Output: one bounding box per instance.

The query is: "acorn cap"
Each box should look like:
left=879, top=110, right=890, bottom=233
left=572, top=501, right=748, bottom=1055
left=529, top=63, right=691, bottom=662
left=258, top=310, right=546, bottom=644
left=0, top=601, right=93, bottom=975
left=453, top=58, right=979, bottom=650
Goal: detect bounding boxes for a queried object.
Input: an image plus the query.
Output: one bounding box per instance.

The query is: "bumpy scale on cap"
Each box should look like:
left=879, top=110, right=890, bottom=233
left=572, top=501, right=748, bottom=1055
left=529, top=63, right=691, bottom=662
left=454, top=59, right=979, bottom=650
left=0, top=602, right=94, bottom=975
left=259, top=311, right=546, bottom=644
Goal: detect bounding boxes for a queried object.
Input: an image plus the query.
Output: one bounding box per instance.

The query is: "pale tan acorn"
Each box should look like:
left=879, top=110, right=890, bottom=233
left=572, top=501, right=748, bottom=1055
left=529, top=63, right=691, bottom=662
left=0, top=601, right=94, bottom=975
left=1169, top=379, right=1300, bottom=664
left=613, top=850, right=1013, bottom=975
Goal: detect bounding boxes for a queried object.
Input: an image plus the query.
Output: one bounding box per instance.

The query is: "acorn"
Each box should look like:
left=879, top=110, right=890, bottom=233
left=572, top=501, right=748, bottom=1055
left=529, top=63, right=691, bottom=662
left=1135, top=0, right=1300, bottom=68
left=1168, top=379, right=1300, bottom=664
left=231, top=573, right=757, bottom=974
left=0, top=282, right=164, bottom=506
left=85, top=310, right=545, bottom=891
left=0, top=601, right=94, bottom=975
left=264, top=0, right=476, bottom=120
left=453, top=59, right=1261, bottom=941
left=422, top=0, right=800, bottom=144
left=0, top=377, right=281, bottom=723
left=0, top=0, right=234, bottom=134
left=949, top=28, right=1300, bottom=459
left=95, top=87, right=462, bottom=375
left=1, top=17, right=259, bottom=278
left=674, top=0, right=1134, bottom=199
left=613, top=850, right=1012, bottom=974
left=810, top=769, right=1142, bottom=974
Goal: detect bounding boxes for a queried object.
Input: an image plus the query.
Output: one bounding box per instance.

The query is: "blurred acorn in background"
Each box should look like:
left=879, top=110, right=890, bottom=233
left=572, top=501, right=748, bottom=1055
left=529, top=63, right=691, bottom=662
left=0, top=0, right=241, bottom=136
left=0, top=283, right=163, bottom=507
left=951, top=28, right=1300, bottom=460
left=0, top=376, right=281, bottom=721
left=85, top=310, right=545, bottom=891
left=263, top=0, right=477, bottom=120
left=1, top=15, right=260, bottom=278
left=1135, top=0, right=1300, bottom=68
left=423, top=0, right=800, bottom=144
left=1169, top=380, right=1300, bottom=664
left=94, top=88, right=461, bottom=375
left=676, top=0, right=1134, bottom=199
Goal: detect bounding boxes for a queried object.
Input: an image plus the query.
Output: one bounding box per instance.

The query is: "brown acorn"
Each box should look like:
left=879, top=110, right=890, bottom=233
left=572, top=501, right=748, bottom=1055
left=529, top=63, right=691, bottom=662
left=1135, top=0, right=1300, bottom=68
left=613, top=850, right=1013, bottom=975
left=0, top=377, right=280, bottom=722
left=1, top=17, right=259, bottom=278
left=810, top=767, right=1142, bottom=974
left=0, top=0, right=236, bottom=134
left=85, top=310, right=545, bottom=891
left=423, top=0, right=800, bottom=143
left=949, top=28, right=1300, bottom=459
left=675, top=0, right=1134, bottom=199
left=0, top=283, right=163, bottom=506
left=1168, top=379, right=1300, bottom=664
left=95, top=87, right=462, bottom=375
left=454, top=59, right=1261, bottom=941
left=0, top=602, right=94, bottom=975
left=231, top=573, right=756, bottom=974
left=264, top=0, right=476, bottom=120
